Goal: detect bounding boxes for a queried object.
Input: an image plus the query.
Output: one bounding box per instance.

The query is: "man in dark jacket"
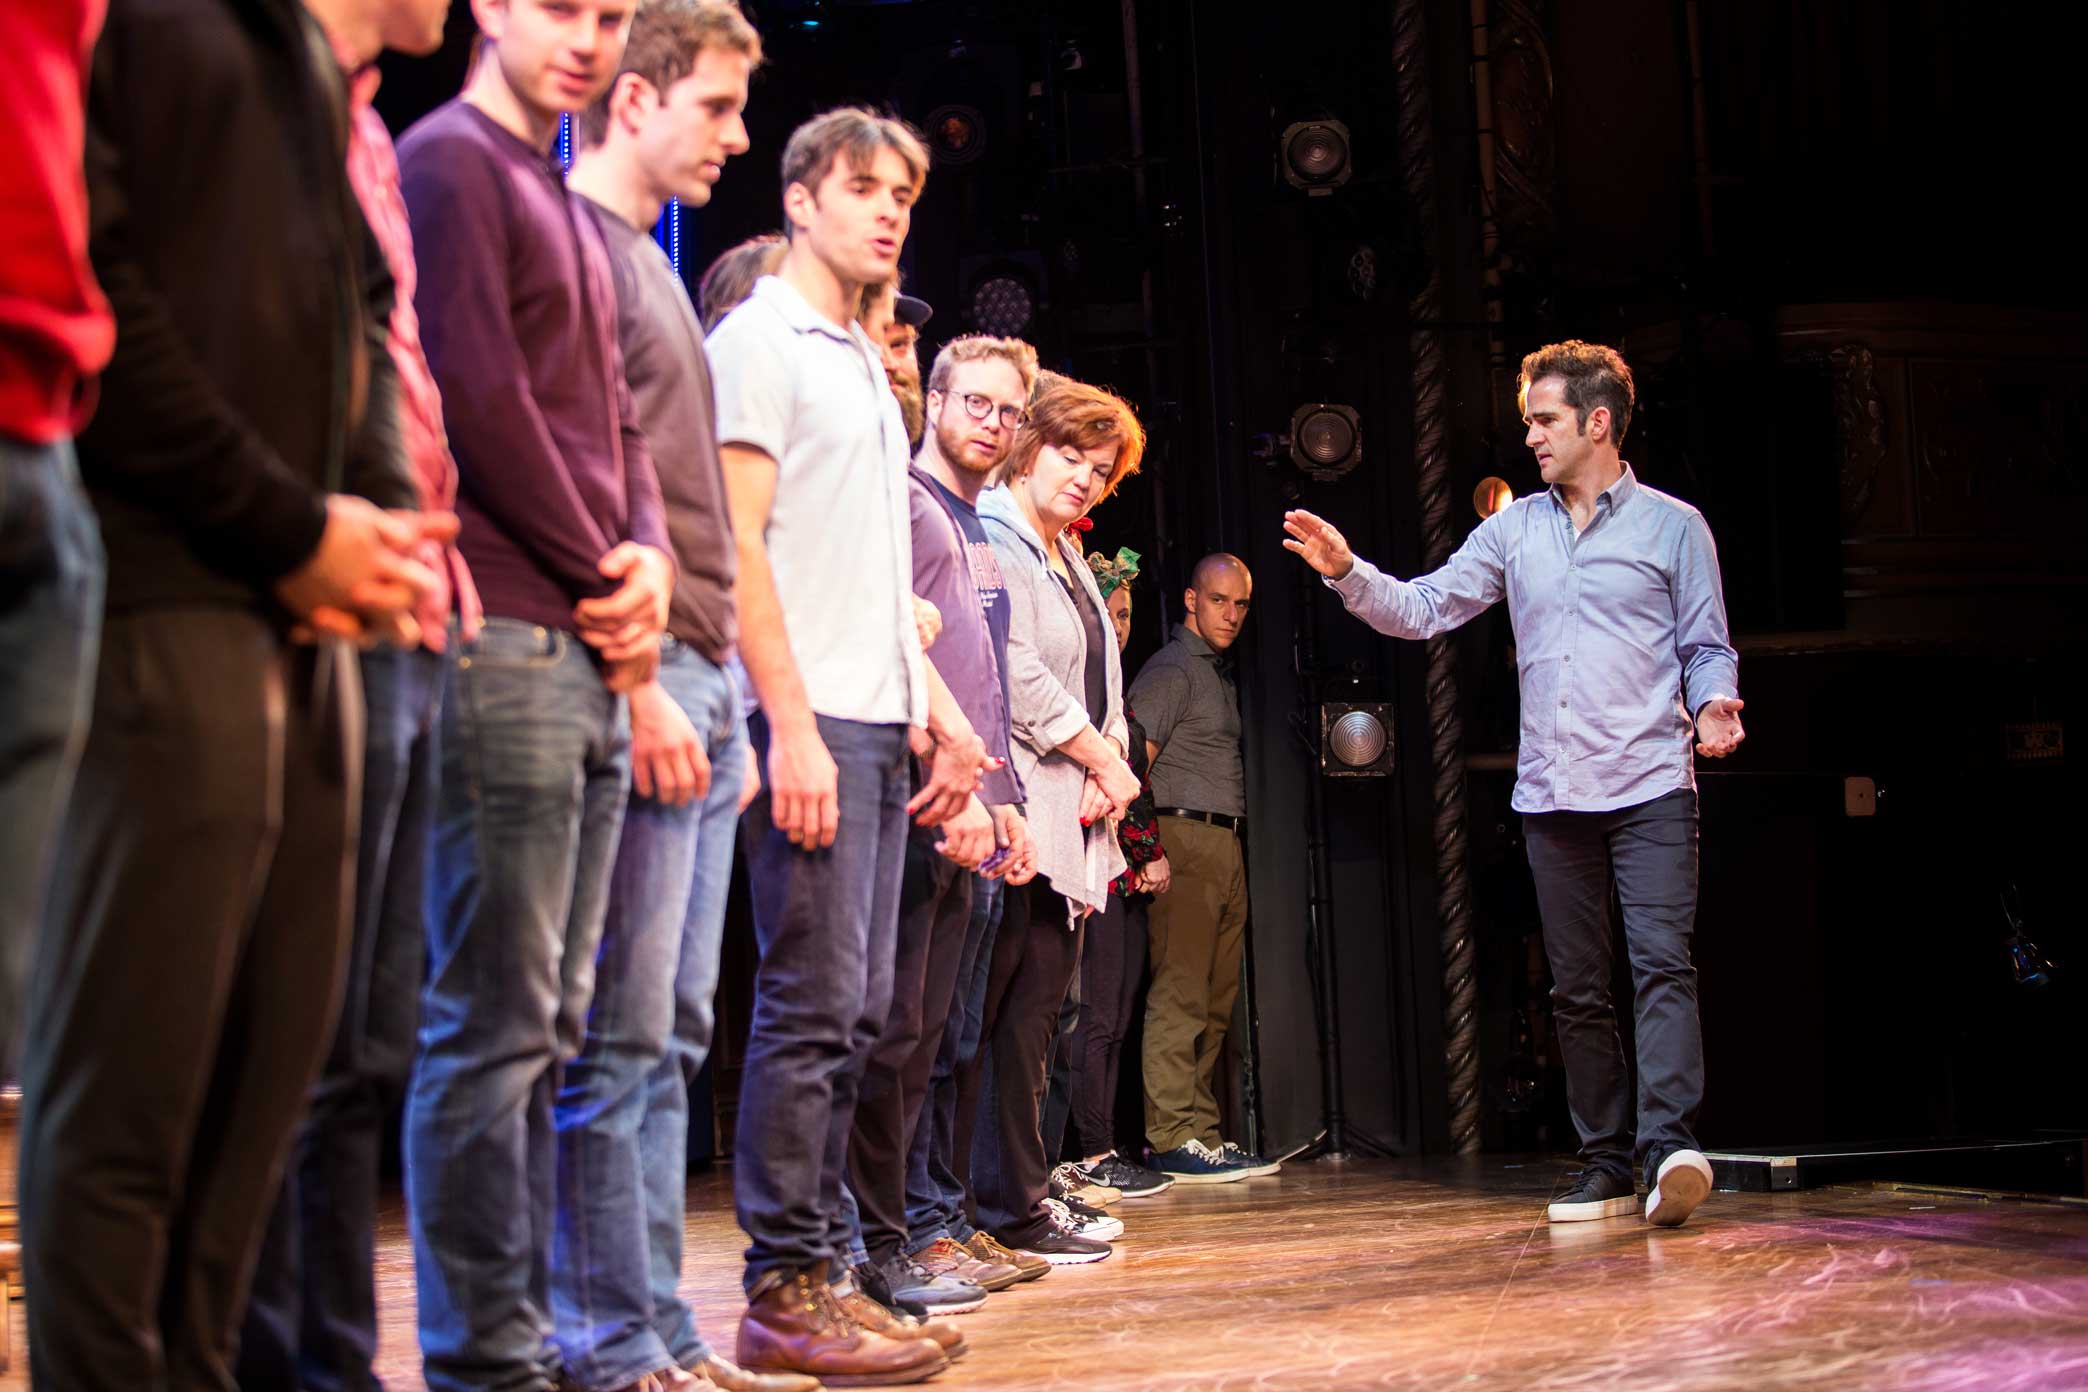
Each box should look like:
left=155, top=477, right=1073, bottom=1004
left=14, top=1, right=450, bottom=1386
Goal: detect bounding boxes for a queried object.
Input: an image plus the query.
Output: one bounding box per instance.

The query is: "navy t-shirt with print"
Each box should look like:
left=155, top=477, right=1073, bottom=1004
left=927, top=474, right=1015, bottom=717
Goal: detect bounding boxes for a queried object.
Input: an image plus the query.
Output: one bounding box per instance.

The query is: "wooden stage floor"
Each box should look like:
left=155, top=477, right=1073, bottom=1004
left=6, top=1157, right=2086, bottom=1390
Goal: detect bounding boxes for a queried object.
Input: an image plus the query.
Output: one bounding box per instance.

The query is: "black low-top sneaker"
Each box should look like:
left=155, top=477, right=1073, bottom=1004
left=1645, top=1149, right=1714, bottom=1228
left=1085, top=1152, right=1174, bottom=1197
left=1010, top=1220, right=1112, bottom=1265
left=1545, top=1167, right=1640, bottom=1222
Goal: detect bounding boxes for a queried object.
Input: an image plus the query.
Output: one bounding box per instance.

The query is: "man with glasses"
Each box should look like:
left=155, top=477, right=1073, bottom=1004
left=895, top=337, right=1060, bottom=1288
left=839, top=333, right=1042, bottom=1315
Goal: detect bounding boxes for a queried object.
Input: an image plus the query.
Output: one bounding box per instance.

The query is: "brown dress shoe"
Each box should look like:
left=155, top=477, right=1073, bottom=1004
left=963, top=1230, right=1048, bottom=1283
left=833, top=1279, right=967, bottom=1362
left=735, top=1269, right=946, bottom=1387
left=680, top=1353, right=826, bottom=1392
left=913, top=1236, right=1022, bottom=1293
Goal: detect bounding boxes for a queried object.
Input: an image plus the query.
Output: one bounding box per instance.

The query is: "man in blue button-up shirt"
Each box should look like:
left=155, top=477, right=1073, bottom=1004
left=1284, top=340, right=1745, bottom=1231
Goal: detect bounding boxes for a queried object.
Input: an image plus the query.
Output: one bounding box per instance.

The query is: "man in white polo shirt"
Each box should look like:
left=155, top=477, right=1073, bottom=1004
left=710, top=106, right=987, bottom=1386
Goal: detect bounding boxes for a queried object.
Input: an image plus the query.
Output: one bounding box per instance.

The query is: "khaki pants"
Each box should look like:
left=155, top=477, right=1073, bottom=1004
left=1140, top=815, right=1248, bottom=1152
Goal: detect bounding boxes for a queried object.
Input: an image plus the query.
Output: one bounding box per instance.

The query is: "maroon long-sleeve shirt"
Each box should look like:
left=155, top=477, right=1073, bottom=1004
left=398, top=99, right=666, bottom=635
left=0, top=0, right=112, bottom=444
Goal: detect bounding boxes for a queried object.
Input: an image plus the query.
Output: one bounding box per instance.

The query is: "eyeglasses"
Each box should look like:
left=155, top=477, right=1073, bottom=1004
left=953, top=391, right=1029, bottom=431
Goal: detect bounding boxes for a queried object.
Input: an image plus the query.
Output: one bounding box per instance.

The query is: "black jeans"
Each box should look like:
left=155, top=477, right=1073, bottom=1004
left=970, top=877, right=1084, bottom=1243
left=19, top=611, right=359, bottom=1392
left=735, top=713, right=911, bottom=1291
left=848, top=830, right=973, bottom=1266
left=1523, top=786, right=1704, bottom=1188
left=240, top=645, right=447, bottom=1392
left=1069, top=893, right=1146, bottom=1158
left=1040, top=974, right=1080, bottom=1165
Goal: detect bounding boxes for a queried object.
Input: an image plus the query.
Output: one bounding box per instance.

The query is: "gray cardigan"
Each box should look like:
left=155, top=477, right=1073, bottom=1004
left=979, top=485, right=1128, bottom=915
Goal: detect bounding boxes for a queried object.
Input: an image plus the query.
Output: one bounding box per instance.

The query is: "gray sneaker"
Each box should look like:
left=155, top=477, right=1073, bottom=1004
left=880, top=1253, right=988, bottom=1315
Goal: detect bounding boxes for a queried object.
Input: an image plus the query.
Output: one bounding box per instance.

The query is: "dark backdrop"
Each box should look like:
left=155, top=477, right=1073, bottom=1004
left=373, top=0, right=2088, bottom=1161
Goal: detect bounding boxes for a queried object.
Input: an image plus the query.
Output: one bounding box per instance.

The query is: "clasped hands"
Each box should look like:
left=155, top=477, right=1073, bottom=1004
left=279, top=495, right=459, bottom=648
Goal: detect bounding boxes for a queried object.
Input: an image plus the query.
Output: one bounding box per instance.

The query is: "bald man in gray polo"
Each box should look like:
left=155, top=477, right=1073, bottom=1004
left=1129, top=554, right=1275, bottom=1181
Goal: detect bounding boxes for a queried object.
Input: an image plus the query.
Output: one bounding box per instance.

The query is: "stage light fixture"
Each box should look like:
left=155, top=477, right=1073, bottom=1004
left=1320, top=702, right=1395, bottom=777
left=926, top=103, right=987, bottom=166
left=1473, top=476, right=1515, bottom=519
left=968, top=273, right=1033, bottom=337
left=1280, top=118, right=1353, bottom=195
left=1290, top=403, right=1362, bottom=482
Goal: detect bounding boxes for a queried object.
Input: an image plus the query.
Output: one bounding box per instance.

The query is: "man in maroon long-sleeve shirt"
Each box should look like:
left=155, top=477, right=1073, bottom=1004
left=0, top=0, right=110, bottom=1082
left=394, top=1, right=675, bottom=1388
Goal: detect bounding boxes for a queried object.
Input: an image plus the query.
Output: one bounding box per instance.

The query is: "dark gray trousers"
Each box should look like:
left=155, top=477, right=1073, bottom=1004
left=19, top=610, right=360, bottom=1392
left=1523, top=786, right=1704, bottom=1188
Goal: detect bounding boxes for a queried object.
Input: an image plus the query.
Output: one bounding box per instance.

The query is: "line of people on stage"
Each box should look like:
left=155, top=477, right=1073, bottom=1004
left=0, top=1, right=1281, bottom=1389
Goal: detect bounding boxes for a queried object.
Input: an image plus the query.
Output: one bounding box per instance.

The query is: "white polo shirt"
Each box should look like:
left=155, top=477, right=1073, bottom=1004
left=706, top=274, right=926, bottom=728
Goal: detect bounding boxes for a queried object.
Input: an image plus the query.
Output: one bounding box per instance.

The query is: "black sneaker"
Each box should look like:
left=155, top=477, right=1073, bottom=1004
left=1645, top=1149, right=1714, bottom=1228
left=1005, top=1217, right=1112, bottom=1265
left=848, top=1259, right=928, bottom=1319
left=1085, top=1151, right=1174, bottom=1198
left=1546, top=1167, right=1640, bottom=1222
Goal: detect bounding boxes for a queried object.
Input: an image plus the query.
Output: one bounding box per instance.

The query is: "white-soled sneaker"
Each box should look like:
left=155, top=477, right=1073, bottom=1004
left=1645, top=1149, right=1714, bottom=1228
left=1546, top=1167, right=1640, bottom=1222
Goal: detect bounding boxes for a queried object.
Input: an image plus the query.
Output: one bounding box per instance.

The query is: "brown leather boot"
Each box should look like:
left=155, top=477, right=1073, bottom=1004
left=734, top=1268, right=946, bottom=1387
left=832, top=1277, right=967, bottom=1363
left=675, top=1353, right=826, bottom=1392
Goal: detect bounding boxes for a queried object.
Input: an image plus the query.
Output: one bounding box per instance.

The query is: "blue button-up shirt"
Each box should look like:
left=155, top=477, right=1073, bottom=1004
left=1328, top=465, right=1739, bottom=814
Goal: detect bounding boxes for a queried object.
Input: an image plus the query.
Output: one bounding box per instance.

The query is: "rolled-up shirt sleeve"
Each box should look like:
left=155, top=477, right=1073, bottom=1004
left=1327, top=514, right=1508, bottom=640
left=995, top=536, right=1092, bottom=755
left=1673, top=511, right=1739, bottom=716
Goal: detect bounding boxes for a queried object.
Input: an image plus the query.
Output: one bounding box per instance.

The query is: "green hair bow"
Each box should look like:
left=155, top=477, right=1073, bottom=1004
left=1086, top=546, right=1142, bottom=598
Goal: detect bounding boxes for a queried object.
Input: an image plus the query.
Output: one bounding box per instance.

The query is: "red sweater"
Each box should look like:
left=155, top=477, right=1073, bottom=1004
left=0, top=0, right=113, bottom=444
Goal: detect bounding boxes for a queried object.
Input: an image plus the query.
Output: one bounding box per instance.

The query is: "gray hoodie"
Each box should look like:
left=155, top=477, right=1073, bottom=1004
left=978, top=484, right=1128, bottom=915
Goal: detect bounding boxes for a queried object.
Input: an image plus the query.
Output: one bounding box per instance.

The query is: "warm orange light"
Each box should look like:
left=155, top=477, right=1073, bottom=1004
left=1473, top=476, right=1514, bottom=519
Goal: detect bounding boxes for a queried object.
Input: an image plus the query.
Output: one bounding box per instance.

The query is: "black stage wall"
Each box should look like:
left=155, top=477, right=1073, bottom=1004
left=373, top=0, right=2088, bottom=1161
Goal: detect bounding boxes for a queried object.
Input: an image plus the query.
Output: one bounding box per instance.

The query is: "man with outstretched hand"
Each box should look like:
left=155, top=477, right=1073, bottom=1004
left=1285, top=339, right=1743, bottom=1231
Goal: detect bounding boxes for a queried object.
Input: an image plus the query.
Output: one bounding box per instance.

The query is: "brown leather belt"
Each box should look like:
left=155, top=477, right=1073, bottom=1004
left=1155, top=807, right=1245, bottom=833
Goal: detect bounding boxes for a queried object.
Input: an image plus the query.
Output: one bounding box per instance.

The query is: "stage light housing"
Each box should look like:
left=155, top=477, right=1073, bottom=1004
left=1474, top=476, right=1515, bottom=519
left=1321, top=702, right=1396, bottom=777
left=926, top=104, right=987, bottom=166
left=1281, top=119, right=1353, bottom=195
left=967, top=273, right=1034, bottom=337
left=1290, top=403, right=1362, bottom=482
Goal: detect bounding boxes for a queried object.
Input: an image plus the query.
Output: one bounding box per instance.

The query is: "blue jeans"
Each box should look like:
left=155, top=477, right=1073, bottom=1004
left=242, top=644, right=447, bottom=1392
left=735, top=713, right=909, bottom=1292
left=0, top=435, right=101, bottom=1074
left=906, top=874, right=1003, bottom=1250
left=406, top=619, right=630, bottom=1392
left=552, top=642, right=746, bottom=1389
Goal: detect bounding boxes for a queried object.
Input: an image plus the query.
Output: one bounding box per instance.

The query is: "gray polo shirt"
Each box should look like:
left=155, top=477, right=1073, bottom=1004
left=706, top=274, right=926, bottom=727
left=1128, top=623, right=1245, bottom=816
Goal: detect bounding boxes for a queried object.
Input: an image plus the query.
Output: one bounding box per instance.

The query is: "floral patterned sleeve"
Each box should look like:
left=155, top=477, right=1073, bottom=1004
left=1111, top=708, right=1164, bottom=896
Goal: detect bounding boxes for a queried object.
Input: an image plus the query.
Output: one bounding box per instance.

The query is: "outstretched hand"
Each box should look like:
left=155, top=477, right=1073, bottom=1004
left=1695, top=697, right=1746, bottom=758
left=1281, top=509, right=1356, bottom=580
